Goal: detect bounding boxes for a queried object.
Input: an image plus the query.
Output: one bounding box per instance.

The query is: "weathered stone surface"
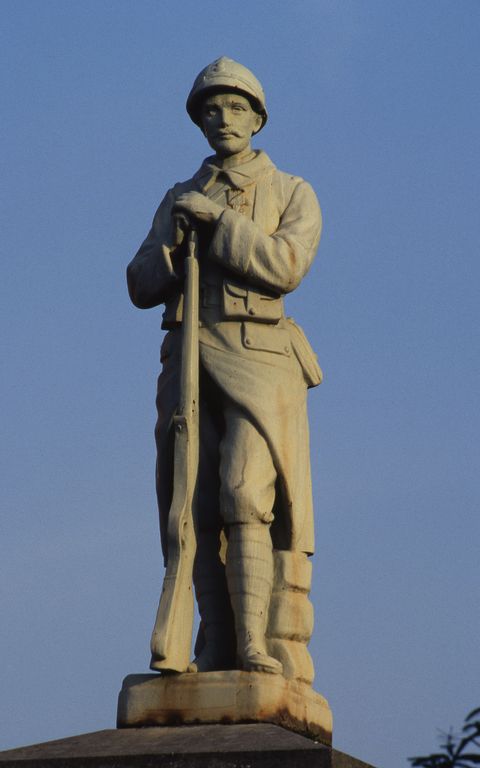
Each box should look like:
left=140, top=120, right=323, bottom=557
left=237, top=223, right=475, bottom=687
left=266, top=550, right=315, bottom=682
left=273, top=550, right=312, bottom=593
left=117, top=671, right=332, bottom=744
left=265, top=637, right=315, bottom=683
left=127, top=56, right=324, bottom=680
left=0, top=725, right=377, bottom=767
left=267, top=590, right=314, bottom=641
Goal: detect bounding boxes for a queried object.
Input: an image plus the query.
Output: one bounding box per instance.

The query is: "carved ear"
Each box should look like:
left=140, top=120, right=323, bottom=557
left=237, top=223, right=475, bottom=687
left=252, top=112, right=263, bottom=135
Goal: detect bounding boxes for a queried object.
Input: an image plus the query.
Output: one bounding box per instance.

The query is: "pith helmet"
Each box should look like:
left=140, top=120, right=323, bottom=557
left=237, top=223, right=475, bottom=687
left=186, top=56, right=268, bottom=134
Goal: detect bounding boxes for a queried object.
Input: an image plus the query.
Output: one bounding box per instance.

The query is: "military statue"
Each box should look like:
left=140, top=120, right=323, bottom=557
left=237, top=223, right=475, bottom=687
left=127, top=57, right=322, bottom=682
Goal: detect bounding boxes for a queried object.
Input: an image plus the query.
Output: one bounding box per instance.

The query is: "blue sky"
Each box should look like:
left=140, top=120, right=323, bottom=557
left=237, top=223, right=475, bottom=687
left=1, top=2, right=479, bottom=766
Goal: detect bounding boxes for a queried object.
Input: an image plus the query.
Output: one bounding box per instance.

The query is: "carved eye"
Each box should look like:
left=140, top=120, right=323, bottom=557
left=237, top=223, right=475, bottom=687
left=203, top=105, right=217, bottom=118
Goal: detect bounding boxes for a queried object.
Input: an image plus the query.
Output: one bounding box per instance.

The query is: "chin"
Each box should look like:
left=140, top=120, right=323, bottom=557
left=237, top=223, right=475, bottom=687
left=214, top=140, right=238, bottom=153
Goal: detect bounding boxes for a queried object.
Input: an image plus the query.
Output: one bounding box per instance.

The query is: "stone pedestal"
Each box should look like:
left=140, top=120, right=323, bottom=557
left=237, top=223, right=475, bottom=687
left=117, top=671, right=333, bottom=744
left=0, top=724, right=377, bottom=767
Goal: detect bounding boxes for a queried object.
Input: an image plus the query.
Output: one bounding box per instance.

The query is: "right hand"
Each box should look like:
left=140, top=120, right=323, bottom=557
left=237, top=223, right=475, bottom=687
left=173, top=191, right=223, bottom=226
left=172, top=213, right=190, bottom=246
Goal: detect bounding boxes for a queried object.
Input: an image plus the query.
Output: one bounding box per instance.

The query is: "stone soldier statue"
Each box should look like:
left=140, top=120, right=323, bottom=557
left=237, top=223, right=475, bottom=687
left=127, top=57, right=322, bottom=678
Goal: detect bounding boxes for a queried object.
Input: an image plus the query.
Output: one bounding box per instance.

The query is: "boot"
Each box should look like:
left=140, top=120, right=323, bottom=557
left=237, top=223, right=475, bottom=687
left=188, top=531, right=235, bottom=672
left=226, top=523, right=283, bottom=675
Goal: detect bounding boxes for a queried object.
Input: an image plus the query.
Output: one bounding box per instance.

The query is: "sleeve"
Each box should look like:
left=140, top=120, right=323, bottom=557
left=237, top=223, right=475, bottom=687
left=207, top=180, right=322, bottom=295
left=126, top=188, right=183, bottom=309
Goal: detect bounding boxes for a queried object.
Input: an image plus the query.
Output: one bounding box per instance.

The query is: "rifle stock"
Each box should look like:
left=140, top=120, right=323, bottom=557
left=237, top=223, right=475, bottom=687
left=150, top=230, right=199, bottom=672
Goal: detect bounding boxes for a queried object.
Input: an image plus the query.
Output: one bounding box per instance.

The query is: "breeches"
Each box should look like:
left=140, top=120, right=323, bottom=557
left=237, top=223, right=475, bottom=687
left=155, top=362, right=276, bottom=552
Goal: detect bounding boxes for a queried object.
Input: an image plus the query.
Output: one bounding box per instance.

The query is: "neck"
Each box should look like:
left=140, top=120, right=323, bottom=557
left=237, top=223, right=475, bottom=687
left=214, top=147, right=256, bottom=170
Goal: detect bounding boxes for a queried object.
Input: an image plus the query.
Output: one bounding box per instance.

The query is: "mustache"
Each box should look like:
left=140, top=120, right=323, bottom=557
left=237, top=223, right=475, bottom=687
left=215, top=130, right=241, bottom=137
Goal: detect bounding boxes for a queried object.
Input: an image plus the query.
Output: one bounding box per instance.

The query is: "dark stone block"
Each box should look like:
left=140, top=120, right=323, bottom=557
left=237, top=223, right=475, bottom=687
left=0, top=725, right=377, bottom=768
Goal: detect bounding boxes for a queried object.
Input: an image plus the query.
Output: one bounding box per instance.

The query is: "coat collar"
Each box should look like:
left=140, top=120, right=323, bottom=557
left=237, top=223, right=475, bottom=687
left=193, top=150, right=275, bottom=191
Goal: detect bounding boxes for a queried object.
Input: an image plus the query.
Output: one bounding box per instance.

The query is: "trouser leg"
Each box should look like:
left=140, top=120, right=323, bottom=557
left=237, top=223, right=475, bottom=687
left=189, top=369, right=235, bottom=672
left=220, top=404, right=282, bottom=674
left=189, top=530, right=235, bottom=672
left=225, top=523, right=282, bottom=673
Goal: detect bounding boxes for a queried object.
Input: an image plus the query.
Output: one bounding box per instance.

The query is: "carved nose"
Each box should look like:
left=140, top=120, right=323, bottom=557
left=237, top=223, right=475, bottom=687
left=219, top=109, right=230, bottom=126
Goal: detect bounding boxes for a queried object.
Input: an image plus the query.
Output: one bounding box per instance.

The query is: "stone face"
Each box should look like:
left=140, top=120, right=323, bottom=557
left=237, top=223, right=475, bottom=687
left=0, top=725, right=377, bottom=768
left=117, top=671, right=333, bottom=744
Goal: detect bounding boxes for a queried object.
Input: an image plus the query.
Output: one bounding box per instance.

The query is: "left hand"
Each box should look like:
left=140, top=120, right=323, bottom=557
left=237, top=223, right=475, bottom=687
left=173, top=191, right=224, bottom=226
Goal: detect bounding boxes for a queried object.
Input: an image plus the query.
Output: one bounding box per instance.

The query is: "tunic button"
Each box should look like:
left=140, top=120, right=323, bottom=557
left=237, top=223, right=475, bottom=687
left=245, top=337, right=251, bottom=345
left=248, top=308, right=256, bottom=316
left=284, top=346, right=290, bottom=353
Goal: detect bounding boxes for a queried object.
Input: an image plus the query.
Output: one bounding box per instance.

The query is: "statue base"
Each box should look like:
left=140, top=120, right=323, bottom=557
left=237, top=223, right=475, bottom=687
left=0, top=724, right=377, bottom=767
left=117, top=671, right=333, bottom=744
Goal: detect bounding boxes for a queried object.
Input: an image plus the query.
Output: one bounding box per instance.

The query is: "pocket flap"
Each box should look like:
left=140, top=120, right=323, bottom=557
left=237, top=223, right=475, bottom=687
left=242, top=322, right=291, bottom=356
left=224, top=280, right=248, bottom=298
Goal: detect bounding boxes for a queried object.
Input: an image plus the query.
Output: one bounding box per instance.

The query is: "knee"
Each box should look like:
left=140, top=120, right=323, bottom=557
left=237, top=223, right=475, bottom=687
left=220, top=481, right=274, bottom=526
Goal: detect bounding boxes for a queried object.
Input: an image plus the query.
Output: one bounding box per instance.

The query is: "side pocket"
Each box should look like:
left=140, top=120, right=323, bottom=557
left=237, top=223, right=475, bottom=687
left=286, top=318, right=323, bottom=388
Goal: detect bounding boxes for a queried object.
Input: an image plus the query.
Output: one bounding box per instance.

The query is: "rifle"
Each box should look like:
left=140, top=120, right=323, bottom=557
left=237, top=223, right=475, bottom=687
left=150, top=229, right=199, bottom=672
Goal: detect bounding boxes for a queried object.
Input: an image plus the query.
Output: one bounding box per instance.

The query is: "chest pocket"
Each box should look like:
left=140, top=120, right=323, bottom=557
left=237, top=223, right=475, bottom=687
left=223, top=280, right=283, bottom=323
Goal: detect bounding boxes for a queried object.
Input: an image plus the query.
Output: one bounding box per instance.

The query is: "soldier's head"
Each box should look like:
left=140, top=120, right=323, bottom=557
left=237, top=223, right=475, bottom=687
left=186, top=57, right=267, bottom=159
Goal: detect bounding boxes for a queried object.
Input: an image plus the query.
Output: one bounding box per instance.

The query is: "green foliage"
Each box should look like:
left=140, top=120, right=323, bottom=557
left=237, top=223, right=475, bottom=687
left=409, top=708, right=480, bottom=767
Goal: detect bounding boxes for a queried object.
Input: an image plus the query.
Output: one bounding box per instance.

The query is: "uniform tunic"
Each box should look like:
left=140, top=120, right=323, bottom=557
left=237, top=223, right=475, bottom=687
left=127, top=150, right=322, bottom=558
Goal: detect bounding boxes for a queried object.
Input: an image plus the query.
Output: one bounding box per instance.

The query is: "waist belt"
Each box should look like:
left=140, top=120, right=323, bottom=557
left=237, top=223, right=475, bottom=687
left=163, top=281, right=284, bottom=329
